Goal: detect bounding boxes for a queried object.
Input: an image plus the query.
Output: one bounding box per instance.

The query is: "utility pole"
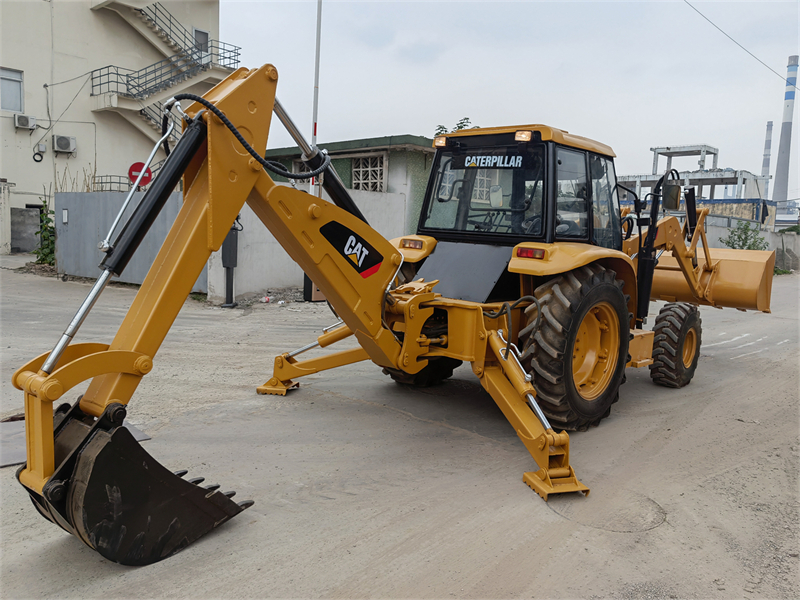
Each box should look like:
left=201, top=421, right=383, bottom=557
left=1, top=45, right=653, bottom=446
left=312, top=0, right=322, bottom=197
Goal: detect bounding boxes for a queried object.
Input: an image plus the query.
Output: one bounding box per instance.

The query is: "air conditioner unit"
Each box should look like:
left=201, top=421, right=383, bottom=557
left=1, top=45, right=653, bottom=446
left=14, top=114, right=36, bottom=130
left=53, top=135, right=77, bottom=153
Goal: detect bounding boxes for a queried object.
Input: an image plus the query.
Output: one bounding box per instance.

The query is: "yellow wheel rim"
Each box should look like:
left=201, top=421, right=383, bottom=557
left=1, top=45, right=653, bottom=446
left=682, top=327, right=697, bottom=368
left=572, top=302, right=620, bottom=401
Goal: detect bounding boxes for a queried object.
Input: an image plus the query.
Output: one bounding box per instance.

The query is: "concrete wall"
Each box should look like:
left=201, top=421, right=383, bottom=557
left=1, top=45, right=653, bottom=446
left=272, top=150, right=433, bottom=235
left=0, top=0, right=220, bottom=211
left=10, top=208, right=40, bottom=253
left=55, top=191, right=207, bottom=291
left=706, top=225, right=799, bottom=271
left=387, top=150, right=433, bottom=231
left=207, top=186, right=408, bottom=302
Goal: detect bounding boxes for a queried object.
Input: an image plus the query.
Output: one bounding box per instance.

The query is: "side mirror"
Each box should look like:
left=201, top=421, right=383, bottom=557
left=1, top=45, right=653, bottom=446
left=489, top=185, right=503, bottom=208
left=662, top=184, right=681, bottom=210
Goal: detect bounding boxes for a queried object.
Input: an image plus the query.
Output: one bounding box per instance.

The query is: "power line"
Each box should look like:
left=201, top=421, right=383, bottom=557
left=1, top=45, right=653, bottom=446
left=682, top=0, right=798, bottom=91
left=36, top=75, right=92, bottom=146
left=46, top=70, right=95, bottom=88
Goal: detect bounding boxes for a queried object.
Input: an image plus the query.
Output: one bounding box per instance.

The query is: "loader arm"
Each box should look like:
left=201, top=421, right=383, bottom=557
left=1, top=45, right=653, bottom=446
left=624, top=208, right=775, bottom=313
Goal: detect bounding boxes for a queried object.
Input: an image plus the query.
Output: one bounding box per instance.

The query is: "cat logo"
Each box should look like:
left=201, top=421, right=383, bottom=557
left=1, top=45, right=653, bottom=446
left=344, top=235, right=369, bottom=267
left=320, top=221, right=384, bottom=278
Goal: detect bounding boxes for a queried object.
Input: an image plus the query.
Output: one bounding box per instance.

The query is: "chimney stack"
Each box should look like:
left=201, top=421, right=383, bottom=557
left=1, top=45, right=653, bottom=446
left=772, top=55, right=798, bottom=209
left=761, top=121, right=773, bottom=199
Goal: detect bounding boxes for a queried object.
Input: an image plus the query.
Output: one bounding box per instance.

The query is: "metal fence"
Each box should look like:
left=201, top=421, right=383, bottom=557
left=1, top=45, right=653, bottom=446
left=92, top=176, right=132, bottom=193
left=55, top=192, right=206, bottom=291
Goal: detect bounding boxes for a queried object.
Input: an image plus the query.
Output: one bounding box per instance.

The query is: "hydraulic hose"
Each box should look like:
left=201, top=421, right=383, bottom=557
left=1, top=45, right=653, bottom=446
left=165, top=93, right=330, bottom=180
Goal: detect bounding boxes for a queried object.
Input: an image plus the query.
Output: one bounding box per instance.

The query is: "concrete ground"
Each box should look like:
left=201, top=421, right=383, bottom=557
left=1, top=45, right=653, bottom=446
left=0, top=259, right=798, bottom=599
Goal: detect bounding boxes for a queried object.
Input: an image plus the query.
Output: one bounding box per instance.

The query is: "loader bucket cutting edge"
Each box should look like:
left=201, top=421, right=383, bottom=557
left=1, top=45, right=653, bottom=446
left=18, top=403, right=252, bottom=566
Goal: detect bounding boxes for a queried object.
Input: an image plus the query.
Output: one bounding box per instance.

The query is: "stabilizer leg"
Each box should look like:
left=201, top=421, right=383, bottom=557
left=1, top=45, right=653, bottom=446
left=258, top=324, right=369, bottom=395
left=479, top=331, right=589, bottom=500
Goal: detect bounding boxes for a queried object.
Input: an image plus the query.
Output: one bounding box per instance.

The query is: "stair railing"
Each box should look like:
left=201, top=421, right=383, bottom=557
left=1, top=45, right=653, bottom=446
left=91, top=41, right=239, bottom=99
left=135, top=2, right=196, bottom=53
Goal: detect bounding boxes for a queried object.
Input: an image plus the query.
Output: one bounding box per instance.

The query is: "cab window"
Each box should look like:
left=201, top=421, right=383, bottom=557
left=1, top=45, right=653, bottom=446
left=421, top=145, right=545, bottom=236
left=555, top=147, right=588, bottom=238
left=590, top=155, right=622, bottom=250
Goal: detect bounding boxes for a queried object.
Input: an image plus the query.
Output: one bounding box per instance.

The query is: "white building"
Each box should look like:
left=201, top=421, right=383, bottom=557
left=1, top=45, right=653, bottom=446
left=1, top=0, right=238, bottom=252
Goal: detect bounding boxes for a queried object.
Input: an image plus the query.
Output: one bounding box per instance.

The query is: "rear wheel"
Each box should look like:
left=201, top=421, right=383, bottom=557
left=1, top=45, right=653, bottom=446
left=649, top=302, right=702, bottom=388
left=520, top=264, right=630, bottom=431
left=383, top=357, right=463, bottom=387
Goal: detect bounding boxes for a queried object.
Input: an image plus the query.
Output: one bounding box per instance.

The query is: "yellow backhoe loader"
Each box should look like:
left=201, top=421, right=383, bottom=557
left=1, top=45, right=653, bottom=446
left=12, top=64, right=775, bottom=565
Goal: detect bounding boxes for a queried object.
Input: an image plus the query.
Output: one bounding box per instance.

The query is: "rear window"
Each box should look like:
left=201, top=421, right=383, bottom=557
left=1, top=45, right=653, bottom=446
left=421, top=144, right=545, bottom=237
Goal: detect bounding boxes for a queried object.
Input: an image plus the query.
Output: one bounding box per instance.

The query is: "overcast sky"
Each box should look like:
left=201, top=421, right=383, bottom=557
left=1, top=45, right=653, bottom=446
left=221, top=1, right=799, bottom=199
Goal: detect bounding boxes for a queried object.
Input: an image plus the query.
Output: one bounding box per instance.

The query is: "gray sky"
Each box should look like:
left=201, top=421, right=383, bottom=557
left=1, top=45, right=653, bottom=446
left=221, top=1, right=799, bottom=198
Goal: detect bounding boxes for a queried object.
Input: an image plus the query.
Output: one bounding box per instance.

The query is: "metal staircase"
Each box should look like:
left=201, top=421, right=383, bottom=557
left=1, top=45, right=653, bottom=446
left=91, top=2, right=239, bottom=143
left=134, top=2, right=196, bottom=55
left=92, top=39, right=238, bottom=100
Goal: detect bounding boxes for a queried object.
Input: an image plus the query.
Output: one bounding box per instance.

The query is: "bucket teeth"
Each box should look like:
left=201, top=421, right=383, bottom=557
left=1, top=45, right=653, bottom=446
left=223, top=490, right=236, bottom=498
left=238, top=500, right=254, bottom=510
left=24, top=417, right=252, bottom=566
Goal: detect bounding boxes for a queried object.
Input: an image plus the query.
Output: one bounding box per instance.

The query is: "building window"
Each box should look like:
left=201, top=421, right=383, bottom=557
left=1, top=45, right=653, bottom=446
left=352, top=155, right=385, bottom=192
left=1, top=68, right=23, bottom=112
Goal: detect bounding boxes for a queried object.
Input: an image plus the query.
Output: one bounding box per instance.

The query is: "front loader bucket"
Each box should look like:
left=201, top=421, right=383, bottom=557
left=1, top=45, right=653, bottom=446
left=19, top=402, right=251, bottom=566
left=651, top=248, right=775, bottom=312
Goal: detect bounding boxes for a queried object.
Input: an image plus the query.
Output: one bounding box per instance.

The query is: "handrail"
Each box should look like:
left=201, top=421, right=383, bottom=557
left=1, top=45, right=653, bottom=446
left=92, top=175, right=132, bottom=193
left=136, top=2, right=197, bottom=52
left=91, top=40, right=240, bottom=99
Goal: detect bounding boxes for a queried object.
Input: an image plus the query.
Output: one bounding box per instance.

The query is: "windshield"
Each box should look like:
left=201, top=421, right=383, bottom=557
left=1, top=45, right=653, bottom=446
left=421, top=144, right=545, bottom=236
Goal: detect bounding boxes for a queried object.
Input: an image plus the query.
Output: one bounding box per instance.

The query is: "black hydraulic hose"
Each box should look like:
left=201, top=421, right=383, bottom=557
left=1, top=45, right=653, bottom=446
left=161, top=113, right=172, bottom=156
left=168, top=93, right=330, bottom=180
left=483, top=296, right=541, bottom=359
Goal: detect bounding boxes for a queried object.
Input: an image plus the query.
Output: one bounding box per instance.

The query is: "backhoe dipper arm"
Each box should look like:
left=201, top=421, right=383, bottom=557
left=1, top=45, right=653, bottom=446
left=12, top=64, right=406, bottom=566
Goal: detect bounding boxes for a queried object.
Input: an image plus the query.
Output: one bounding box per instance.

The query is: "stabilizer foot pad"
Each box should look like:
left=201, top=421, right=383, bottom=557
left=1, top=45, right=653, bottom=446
left=523, top=470, right=590, bottom=501
left=257, top=379, right=299, bottom=396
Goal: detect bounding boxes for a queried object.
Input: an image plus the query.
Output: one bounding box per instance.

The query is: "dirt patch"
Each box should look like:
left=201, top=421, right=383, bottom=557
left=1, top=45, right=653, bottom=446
left=15, top=262, right=57, bottom=277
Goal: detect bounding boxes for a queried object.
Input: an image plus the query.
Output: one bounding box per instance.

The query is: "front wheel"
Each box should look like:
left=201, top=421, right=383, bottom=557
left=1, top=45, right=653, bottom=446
left=520, top=264, right=631, bottom=431
left=649, top=303, right=702, bottom=388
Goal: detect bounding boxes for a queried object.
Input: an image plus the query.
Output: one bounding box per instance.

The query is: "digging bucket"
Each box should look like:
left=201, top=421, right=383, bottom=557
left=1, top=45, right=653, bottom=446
left=18, top=400, right=252, bottom=566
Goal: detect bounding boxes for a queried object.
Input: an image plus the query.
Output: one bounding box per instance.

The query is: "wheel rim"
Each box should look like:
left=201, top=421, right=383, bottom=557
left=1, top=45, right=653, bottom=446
left=572, top=301, right=620, bottom=401
left=682, top=327, right=697, bottom=368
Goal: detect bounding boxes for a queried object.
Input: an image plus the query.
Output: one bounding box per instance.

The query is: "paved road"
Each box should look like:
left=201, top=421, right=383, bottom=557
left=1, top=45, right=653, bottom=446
left=1, top=262, right=798, bottom=599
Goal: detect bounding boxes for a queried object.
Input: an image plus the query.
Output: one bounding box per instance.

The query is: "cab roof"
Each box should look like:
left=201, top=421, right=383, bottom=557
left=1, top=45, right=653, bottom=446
left=438, top=124, right=616, bottom=157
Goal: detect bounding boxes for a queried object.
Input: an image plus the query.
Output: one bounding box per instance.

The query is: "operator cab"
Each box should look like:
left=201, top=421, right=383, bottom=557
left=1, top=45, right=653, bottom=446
left=418, top=126, right=622, bottom=251
left=413, top=126, right=623, bottom=302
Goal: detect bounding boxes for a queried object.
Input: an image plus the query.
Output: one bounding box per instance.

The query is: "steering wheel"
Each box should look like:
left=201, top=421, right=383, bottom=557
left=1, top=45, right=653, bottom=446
left=555, top=215, right=582, bottom=236
left=522, top=216, right=542, bottom=235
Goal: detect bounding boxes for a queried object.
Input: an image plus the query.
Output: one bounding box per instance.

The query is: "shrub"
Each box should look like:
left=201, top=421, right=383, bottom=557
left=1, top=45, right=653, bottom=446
left=719, top=221, right=768, bottom=251
left=32, top=197, right=55, bottom=265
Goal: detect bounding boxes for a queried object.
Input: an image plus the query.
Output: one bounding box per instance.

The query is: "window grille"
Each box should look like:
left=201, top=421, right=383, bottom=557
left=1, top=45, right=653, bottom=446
left=471, top=169, right=491, bottom=202
left=352, top=155, right=385, bottom=192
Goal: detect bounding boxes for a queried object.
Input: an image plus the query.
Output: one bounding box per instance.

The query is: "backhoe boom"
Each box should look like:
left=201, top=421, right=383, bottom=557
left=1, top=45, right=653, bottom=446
left=14, top=64, right=587, bottom=565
